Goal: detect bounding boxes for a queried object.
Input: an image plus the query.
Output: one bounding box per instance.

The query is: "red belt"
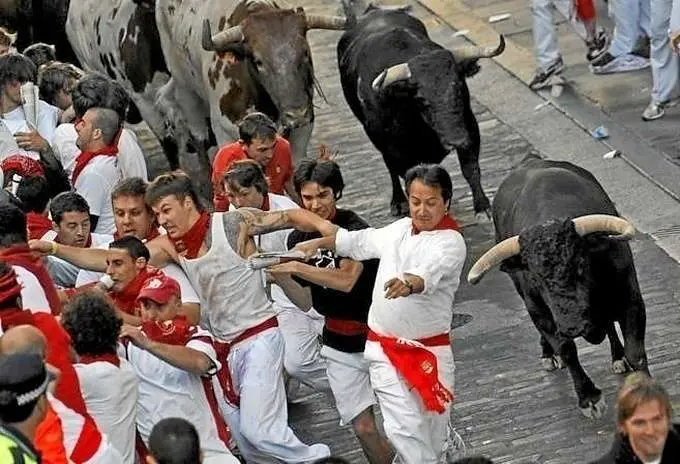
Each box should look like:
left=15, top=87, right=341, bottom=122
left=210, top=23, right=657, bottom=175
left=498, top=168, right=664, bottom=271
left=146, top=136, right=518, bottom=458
left=214, top=316, right=279, bottom=407
left=367, top=329, right=451, bottom=347
left=325, top=319, right=368, bottom=336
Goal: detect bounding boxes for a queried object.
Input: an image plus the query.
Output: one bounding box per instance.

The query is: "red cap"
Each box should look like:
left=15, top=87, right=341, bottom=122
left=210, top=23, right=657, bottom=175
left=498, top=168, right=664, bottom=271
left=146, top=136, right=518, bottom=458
left=136, top=274, right=181, bottom=305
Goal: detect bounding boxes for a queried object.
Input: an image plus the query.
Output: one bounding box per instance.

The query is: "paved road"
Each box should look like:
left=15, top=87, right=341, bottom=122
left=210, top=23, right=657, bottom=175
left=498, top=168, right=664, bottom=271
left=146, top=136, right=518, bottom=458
left=135, top=1, right=680, bottom=462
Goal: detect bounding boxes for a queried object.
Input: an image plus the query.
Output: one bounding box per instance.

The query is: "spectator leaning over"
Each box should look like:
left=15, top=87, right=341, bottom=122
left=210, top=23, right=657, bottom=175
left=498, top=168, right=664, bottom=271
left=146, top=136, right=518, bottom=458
left=0, top=53, right=59, bottom=161
left=529, top=0, right=609, bottom=89
left=591, top=372, right=680, bottom=463
left=1, top=147, right=70, bottom=198
left=0, top=352, right=52, bottom=464
left=44, top=191, right=113, bottom=287
left=0, top=201, right=62, bottom=315
left=148, top=418, right=203, bottom=464
left=38, top=61, right=82, bottom=124
left=212, top=111, right=299, bottom=211
left=0, top=27, right=17, bottom=56
left=62, top=293, right=139, bottom=464
left=591, top=0, right=652, bottom=73
left=72, top=106, right=122, bottom=234
left=52, top=72, right=147, bottom=180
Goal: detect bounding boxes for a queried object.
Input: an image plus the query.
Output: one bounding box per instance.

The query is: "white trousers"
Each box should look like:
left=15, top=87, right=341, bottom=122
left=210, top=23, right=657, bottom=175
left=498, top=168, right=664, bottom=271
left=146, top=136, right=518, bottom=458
left=85, top=438, right=124, bottom=464
left=533, top=0, right=577, bottom=69
left=214, top=328, right=331, bottom=463
left=364, top=341, right=455, bottom=464
left=650, top=0, right=680, bottom=101
left=276, top=305, right=330, bottom=392
left=610, top=0, right=651, bottom=56
left=672, top=0, right=680, bottom=31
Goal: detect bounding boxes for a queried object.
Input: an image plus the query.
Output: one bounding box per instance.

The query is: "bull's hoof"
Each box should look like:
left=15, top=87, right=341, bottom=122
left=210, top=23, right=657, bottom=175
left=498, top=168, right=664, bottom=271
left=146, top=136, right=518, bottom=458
left=390, top=201, right=409, bottom=217
left=474, top=209, right=493, bottom=224
left=579, top=396, right=607, bottom=419
left=541, top=355, right=565, bottom=371
left=612, top=358, right=631, bottom=374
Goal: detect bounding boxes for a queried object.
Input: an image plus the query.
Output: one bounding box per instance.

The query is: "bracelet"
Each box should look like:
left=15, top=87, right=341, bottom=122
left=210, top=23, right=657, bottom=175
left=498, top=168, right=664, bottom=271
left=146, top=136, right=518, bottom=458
left=49, top=241, right=59, bottom=255
left=403, top=279, right=413, bottom=295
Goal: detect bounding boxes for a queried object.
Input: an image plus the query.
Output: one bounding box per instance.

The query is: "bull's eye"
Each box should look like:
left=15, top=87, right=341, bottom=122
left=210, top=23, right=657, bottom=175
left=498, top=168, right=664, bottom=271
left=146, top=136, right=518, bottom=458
left=253, top=57, right=264, bottom=69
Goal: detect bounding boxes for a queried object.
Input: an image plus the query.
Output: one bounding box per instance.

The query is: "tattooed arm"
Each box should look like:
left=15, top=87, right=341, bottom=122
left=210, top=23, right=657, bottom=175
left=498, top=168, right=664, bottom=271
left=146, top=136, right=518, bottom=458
left=222, top=208, right=339, bottom=259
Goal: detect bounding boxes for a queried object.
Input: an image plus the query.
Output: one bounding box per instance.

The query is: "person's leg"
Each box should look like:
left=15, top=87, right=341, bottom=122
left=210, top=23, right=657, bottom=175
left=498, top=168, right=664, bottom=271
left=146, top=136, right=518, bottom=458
left=644, top=0, right=680, bottom=119
left=610, top=0, right=643, bottom=55
left=322, top=345, right=393, bottom=464
left=533, top=0, right=562, bottom=69
left=236, top=329, right=331, bottom=462
left=276, top=306, right=330, bottom=393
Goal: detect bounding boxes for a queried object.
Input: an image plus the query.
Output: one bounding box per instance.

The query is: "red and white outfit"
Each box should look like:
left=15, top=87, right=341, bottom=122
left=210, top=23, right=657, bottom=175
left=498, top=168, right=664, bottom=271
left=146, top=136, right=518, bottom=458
left=178, top=212, right=330, bottom=463
left=335, top=216, right=466, bottom=464
left=74, top=355, right=139, bottom=464
left=229, top=193, right=328, bottom=392
left=121, top=326, right=239, bottom=464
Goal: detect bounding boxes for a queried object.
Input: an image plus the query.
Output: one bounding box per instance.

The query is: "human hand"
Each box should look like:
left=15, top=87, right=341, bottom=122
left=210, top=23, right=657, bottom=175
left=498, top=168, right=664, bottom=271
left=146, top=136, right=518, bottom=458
left=293, top=240, right=321, bottom=260
left=120, top=323, right=150, bottom=349
left=383, top=277, right=412, bottom=299
left=317, top=143, right=339, bottom=161
left=15, top=130, right=48, bottom=152
left=267, top=261, right=299, bottom=275
left=29, top=239, right=55, bottom=255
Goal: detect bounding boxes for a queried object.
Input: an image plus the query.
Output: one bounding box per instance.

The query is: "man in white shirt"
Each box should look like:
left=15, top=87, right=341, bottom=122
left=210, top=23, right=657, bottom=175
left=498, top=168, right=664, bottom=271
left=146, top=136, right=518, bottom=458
left=62, top=293, right=139, bottom=464
left=43, top=191, right=112, bottom=287
left=289, top=164, right=466, bottom=464
left=72, top=107, right=121, bottom=234
left=0, top=54, right=59, bottom=161
left=120, top=273, right=239, bottom=464
left=53, top=73, right=147, bottom=180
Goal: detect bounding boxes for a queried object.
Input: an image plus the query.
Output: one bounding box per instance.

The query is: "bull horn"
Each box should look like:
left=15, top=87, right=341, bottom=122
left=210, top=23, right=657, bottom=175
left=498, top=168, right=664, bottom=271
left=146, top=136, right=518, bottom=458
left=305, top=14, right=348, bottom=30
left=450, top=34, right=506, bottom=61
left=467, top=235, right=520, bottom=285
left=372, top=62, right=412, bottom=91
left=571, top=214, right=636, bottom=240
left=201, top=19, right=243, bottom=52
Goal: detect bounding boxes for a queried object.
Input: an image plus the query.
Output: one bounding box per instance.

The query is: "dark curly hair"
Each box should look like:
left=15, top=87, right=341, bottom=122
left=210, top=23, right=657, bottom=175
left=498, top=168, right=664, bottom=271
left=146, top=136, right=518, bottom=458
left=62, top=293, right=122, bottom=356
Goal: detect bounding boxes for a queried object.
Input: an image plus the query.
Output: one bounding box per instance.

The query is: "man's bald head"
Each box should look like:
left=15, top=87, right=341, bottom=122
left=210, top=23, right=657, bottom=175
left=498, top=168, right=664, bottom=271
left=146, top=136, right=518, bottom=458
left=0, top=325, right=47, bottom=357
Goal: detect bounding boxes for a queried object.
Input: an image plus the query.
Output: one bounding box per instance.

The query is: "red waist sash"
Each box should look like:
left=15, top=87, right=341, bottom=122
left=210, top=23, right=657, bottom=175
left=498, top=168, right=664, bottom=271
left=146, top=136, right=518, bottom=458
left=325, top=318, right=368, bottom=336
left=367, top=329, right=454, bottom=413
left=213, top=316, right=279, bottom=407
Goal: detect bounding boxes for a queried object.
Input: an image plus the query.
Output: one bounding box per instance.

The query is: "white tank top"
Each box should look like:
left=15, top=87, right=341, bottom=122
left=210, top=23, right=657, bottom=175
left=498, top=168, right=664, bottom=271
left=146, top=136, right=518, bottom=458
left=179, top=212, right=275, bottom=342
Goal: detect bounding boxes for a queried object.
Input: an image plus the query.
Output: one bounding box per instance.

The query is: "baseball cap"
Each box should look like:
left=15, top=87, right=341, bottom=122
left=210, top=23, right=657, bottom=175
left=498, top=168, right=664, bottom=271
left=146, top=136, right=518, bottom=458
left=0, top=353, right=54, bottom=421
left=136, top=274, right=181, bottom=305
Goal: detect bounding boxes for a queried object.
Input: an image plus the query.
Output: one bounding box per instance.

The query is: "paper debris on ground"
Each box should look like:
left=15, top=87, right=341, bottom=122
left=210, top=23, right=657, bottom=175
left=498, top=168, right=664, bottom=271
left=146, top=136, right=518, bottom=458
left=603, top=150, right=620, bottom=159
left=453, top=30, right=470, bottom=37
left=488, top=13, right=511, bottom=23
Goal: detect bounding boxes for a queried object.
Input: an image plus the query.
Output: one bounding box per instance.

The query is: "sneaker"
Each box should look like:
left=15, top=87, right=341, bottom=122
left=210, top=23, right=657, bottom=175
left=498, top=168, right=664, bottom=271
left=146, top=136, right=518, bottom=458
left=586, top=30, right=610, bottom=62
left=590, top=53, right=649, bottom=74
left=642, top=98, right=679, bottom=121
left=529, top=57, right=564, bottom=90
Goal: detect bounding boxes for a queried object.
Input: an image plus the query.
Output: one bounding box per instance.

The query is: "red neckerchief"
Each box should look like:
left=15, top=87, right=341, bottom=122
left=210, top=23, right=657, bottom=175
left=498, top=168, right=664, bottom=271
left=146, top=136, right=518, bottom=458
left=109, top=267, right=160, bottom=315
left=26, top=212, right=53, bottom=241
left=71, top=144, right=119, bottom=185
left=78, top=353, right=120, bottom=367
left=169, top=212, right=210, bottom=259
left=412, top=214, right=461, bottom=235
left=261, top=196, right=270, bottom=211
left=0, top=307, right=34, bottom=333
left=113, top=225, right=161, bottom=242
left=0, top=245, right=62, bottom=315
left=142, top=315, right=197, bottom=346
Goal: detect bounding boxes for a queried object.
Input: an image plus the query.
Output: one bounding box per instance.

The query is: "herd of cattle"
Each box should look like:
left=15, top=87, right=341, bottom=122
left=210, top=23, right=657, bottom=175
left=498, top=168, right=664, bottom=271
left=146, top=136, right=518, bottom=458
left=2, top=0, right=652, bottom=419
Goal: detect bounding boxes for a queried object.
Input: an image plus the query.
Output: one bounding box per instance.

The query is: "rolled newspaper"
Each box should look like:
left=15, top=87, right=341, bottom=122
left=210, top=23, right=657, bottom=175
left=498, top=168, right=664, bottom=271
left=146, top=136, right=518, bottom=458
left=247, top=250, right=319, bottom=270
left=20, top=81, right=40, bottom=131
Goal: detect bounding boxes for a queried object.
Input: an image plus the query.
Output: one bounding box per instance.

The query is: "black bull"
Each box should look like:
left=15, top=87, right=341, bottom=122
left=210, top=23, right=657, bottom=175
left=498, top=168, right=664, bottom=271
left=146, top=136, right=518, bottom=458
left=468, top=155, right=649, bottom=418
left=336, top=6, right=504, bottom=217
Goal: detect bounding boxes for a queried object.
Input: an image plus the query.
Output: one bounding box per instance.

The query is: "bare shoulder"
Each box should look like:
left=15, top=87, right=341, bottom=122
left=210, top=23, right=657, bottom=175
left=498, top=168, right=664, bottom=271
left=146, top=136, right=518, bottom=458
left=147, top=234, right=177, bottom=264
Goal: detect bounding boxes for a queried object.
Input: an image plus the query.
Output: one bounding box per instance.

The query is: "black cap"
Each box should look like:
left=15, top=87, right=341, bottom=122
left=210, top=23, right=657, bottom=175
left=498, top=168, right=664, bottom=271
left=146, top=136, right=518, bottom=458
left=0, top=353, right=53, bottom=421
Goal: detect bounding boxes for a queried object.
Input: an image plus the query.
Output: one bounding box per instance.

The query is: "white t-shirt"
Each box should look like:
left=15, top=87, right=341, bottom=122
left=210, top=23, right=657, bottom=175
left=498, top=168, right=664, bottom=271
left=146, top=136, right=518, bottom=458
left=0, top=101, right=59, bottom=161
left=52, top=124, right=147, bottom=180
left=123, top=328, right=233, bottom=459
left=74, top=359, right=139, bottom=464
left=12, top=265, right=50, bottom=313
left=73, top=156, right=120, bottom=234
